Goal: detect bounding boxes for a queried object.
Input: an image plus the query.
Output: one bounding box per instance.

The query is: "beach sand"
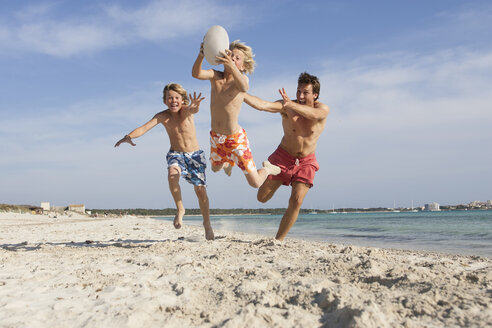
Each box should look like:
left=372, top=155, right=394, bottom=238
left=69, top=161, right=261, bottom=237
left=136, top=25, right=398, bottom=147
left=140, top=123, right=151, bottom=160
left=0, top=212, right=490, bottom=327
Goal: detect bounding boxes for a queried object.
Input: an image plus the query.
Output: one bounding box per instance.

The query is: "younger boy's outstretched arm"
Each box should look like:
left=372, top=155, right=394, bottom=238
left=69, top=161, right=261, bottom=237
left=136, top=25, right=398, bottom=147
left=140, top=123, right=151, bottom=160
left=114, top=114, right=162, bottom=147
left=244, top=93, right=283, bottom=113
left=192, top=43, right=214, bottom=80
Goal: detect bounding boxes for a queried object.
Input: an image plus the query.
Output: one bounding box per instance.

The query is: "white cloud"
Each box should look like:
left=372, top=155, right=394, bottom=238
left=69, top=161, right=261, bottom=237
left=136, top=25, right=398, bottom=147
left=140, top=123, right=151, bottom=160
left=106, top=0, right=240, bottom=42
left=0, top=0, right=243, bottom=57
left=15, top=22, right=125, bottom=57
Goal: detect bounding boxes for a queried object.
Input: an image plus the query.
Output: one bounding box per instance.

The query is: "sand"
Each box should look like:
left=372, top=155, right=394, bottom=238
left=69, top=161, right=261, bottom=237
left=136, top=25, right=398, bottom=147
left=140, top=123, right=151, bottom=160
left=0, top=212, right=491, bottom=327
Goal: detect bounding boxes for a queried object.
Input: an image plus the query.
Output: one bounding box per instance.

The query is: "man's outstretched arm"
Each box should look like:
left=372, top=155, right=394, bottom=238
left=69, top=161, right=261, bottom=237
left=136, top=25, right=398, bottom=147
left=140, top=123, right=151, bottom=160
left=244, top=93, right=283, bottom=113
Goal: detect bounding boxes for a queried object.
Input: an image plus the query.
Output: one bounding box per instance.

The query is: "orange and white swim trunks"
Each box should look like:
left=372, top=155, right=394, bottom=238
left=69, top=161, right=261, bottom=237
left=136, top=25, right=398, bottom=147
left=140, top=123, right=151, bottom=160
left=209, top=128, right=257, bottom=173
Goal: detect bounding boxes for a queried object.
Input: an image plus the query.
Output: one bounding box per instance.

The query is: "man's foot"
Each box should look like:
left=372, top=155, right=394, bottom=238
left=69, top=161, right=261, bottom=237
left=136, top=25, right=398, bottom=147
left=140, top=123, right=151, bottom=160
left=262, top=161, right=281, bottom=175
left=173, top=209, right=185, bottom=229
left=223, top=163, right=232, bottom=176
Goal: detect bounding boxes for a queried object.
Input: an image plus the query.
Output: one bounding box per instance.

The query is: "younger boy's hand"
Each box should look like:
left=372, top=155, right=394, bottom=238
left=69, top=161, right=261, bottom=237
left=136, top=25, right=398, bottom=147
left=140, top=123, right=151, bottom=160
left=114, top=135, right=136, bottom=147
left=187, top=92, right=205, bottom=112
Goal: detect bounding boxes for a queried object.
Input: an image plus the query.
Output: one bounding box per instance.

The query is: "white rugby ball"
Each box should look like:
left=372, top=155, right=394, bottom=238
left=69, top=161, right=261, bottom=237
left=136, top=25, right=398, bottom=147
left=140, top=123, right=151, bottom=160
left=203, top=25, right=229, bottom=66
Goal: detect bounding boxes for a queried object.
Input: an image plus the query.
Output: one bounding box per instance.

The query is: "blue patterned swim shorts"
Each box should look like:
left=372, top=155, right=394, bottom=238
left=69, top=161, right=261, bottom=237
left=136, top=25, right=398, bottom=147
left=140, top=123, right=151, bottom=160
left=166, top=149, right=207, bottom=186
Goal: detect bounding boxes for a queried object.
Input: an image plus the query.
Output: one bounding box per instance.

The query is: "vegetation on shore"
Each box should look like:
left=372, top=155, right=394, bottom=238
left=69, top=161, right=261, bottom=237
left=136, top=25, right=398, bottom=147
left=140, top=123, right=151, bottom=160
left=87, top=207, right=413, bottom=216
left=0, top=204, right=33, bottom=213
left=1, top=203, right=487, bottom=216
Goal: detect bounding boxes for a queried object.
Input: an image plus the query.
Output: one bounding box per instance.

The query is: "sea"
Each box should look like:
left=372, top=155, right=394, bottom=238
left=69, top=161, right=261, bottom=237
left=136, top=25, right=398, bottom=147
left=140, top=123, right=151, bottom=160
left=155, top=210, right=492, bottom=258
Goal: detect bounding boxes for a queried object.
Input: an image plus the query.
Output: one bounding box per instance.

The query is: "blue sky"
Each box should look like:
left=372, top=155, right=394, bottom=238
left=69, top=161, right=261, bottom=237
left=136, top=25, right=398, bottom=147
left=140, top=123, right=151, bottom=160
left=1, top=0, right=491, bottom=210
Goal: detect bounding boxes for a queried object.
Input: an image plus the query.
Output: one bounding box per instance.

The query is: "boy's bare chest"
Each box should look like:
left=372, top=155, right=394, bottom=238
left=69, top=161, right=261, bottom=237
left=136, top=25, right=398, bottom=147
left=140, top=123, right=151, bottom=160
left=213, top=80, right=240, bottom=97
left=164, top=116, right=193, bottom=132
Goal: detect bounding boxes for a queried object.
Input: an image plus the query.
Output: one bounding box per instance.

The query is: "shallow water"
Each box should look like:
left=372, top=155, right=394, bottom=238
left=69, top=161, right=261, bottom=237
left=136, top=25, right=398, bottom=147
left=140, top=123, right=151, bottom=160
left=155, top=210, right=492, bottom=257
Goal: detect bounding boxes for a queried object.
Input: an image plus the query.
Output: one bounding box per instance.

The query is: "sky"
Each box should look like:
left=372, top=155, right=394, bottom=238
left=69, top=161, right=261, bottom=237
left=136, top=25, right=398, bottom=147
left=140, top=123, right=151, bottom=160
left=1, top=0, right=491, bottom=210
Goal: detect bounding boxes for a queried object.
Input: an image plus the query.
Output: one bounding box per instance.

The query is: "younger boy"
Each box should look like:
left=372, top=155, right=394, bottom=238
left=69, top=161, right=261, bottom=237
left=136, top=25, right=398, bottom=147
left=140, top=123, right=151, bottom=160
left=192, top=40, right=280, bottom=188
left=114, top=83, right=214, bottom=240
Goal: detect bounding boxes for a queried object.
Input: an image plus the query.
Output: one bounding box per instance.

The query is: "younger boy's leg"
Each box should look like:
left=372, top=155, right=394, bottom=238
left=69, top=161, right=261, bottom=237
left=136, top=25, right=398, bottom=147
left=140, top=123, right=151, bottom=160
left=168, top=166, right=185, bottom=229
left=194, top=185, right=214, bottom=240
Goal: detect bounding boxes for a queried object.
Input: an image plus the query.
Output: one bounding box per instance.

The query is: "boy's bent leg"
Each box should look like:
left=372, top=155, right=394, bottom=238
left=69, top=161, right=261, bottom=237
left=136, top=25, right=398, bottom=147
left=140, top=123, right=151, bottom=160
left=168, top=166, right=185, bottom=229
left=244, top=161, right=281, bottom=188
left=257, top=179, right=283, bottom=203
left=275, top=182, right=310, bottom=241
left=194, top=185, right=214, bottom=240
left=211, top=162, right=232, bottom=176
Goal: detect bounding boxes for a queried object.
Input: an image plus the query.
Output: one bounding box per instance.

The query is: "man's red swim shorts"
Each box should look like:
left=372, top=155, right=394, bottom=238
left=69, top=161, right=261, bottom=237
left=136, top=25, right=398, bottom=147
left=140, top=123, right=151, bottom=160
left=267, top=146, right=319, bottom=187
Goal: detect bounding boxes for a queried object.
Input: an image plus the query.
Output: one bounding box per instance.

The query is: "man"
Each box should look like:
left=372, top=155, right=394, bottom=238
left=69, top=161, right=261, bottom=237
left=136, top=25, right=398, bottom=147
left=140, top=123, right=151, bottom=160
left=244, top=72, right=329, bottom=240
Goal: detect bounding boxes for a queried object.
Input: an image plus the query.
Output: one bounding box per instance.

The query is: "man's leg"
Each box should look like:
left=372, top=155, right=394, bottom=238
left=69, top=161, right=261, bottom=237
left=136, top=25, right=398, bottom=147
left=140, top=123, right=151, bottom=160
left=194, top=185, right=214, bottom=240
left=275, top=182, right=310, bottom=241
left=257, top=179, right=283, bottom=203
left=168, top=166, right=185, bottom=229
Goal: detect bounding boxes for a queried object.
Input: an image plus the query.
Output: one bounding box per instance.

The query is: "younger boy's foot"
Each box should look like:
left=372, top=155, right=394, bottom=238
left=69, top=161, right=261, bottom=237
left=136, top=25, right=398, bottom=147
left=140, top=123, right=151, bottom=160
left=223, top=163, right=232, bottom=176
left=262, top=161, right=281, bottom=176
left=174, top=209, right=185, bottom=229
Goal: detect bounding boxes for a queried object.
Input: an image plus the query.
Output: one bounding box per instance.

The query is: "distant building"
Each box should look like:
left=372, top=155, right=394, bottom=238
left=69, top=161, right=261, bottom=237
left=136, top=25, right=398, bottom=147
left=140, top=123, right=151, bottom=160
left=29, top=206, right=43, bottom=215
left=40, top=202, right=50, bottom=211
left=424, top=202, right=440, bottom=211
left=68, top=204, right=85, bottom=213
left=487, top=200, right=492, bottom=206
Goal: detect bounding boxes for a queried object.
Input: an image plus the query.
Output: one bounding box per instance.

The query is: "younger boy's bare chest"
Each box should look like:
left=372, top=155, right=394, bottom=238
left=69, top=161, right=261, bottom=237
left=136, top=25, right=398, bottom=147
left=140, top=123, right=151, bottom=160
left=163, top=115, right=194, bottom=132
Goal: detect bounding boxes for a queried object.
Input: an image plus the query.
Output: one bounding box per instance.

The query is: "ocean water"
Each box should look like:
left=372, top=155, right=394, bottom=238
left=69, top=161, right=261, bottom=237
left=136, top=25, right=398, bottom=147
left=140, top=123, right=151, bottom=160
left=155, top=210, right=492, bottom=257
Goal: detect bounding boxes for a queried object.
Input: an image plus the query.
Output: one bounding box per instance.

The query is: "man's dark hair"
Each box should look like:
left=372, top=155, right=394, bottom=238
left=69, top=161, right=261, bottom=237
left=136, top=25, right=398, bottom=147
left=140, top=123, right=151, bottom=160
left=298, top=72, right=320, bottom=100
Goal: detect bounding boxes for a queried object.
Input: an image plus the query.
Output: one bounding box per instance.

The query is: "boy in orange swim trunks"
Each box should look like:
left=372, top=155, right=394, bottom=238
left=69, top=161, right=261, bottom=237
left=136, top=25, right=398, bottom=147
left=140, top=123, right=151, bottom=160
left=192, top=40, right=280, bottom=187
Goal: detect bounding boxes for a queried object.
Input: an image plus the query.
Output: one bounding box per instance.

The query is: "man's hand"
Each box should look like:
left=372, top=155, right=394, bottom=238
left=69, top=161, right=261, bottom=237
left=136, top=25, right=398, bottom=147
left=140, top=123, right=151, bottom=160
left=187, top=92, right=205, bottom=112
left=279, top=88, right=293, bottom=108
left=114, top=135, right=136, bottom=147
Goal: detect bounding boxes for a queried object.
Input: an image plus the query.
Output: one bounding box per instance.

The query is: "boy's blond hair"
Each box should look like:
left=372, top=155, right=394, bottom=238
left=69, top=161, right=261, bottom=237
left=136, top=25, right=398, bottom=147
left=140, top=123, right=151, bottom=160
left=163, top=82, right=189, bottom=105
left=229, top=40, right=255, bottom=75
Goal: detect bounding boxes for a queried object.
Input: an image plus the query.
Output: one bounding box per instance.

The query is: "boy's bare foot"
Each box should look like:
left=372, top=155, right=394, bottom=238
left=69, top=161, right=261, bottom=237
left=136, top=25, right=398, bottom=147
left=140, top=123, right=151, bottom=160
left=262, top=160, right=281, bottom=176
left=174, top=209, right=185, bottom=229
left=223, top=163, right=232, bottom=176
left=204, top=226, right=215, bottom=240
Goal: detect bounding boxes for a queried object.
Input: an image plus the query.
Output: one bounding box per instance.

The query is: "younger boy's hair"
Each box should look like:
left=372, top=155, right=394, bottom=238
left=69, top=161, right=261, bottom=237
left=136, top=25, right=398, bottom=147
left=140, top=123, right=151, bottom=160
left=229, top=40, right=256, bottom=75
left=298, top=72, right=320, bottom=100
left=163, top=83, right=189, bottom=105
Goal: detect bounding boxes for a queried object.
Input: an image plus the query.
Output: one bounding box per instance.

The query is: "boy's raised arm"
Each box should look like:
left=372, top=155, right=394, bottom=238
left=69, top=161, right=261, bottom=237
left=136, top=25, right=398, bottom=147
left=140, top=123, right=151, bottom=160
left=217, top=50, right=249, bottom=92
left=192, top=43, right=214, bottom=80
left=244, top=93, right=283, bottom=113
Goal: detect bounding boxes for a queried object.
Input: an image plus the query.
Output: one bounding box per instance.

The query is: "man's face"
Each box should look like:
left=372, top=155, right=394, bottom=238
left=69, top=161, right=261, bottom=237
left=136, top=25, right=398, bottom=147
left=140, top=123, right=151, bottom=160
left=296, top=83, right=317, bottom=106
left=164, top=90, right=184, bottom=112
left=230, top=48, right=245, bottom=71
